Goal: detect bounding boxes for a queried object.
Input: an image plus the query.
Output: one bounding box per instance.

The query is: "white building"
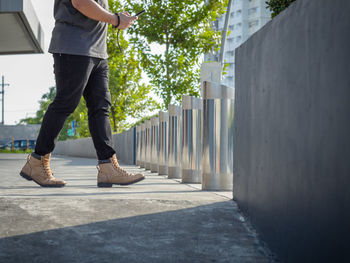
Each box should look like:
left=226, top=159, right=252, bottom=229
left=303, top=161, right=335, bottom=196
left=205, top=0, right=271, bottom=88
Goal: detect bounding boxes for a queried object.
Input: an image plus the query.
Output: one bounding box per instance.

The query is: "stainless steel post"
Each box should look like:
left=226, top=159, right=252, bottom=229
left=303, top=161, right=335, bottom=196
left=150, top=116, right=159, bottom=173
left=168, top=104, right=182, bottom=179
left=145, top=120, right=151, bottom=170
left=140, top=123, right=146, bottom=168
left=158, top=111, right=168, bottom=175
left=136, top=125, right=141, bottom=166
left=181, top=95, right=202, bottom=183
left=202, top=81, right=234, bottom=190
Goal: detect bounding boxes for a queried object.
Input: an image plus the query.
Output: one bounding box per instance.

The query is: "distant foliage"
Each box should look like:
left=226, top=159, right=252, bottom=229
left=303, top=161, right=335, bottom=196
left=108, top=0, right=159, bottom=132
left=19, top=86, right=56, bottom=125
left=266, top=0, right=296, bottom=18
left=19, top=86, right=89, bottom=141
left=125, top=0, right=228, bottom=109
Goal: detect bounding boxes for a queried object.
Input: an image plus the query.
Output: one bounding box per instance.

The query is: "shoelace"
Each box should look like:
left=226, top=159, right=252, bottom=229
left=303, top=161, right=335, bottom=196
left=111, top=156, right=120, bottom=167
left=42, top=157, right=54, bottom=179
left=111, top=157, right=132, bottom=177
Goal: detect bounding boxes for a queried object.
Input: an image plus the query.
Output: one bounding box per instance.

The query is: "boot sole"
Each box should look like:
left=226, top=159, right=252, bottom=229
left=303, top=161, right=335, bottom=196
left=20, top=172, right=66, bottom=188
left=97, top=176, right=145, bottom=188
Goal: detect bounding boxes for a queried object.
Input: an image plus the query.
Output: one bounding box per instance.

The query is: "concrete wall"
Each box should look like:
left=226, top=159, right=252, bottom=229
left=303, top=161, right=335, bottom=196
left=0, top=124, right=41, bottom=140
left=112, top=127, right=136, bottom=165
left=234, top=0, right=350, bottom=262
left=53, top=128, right=136, bottom=165
left=54, top=137, right=97, bottom=159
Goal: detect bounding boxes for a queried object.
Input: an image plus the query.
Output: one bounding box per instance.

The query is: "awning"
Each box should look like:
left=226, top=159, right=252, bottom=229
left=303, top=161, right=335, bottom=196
left=0, top=0, right=44, bottom=55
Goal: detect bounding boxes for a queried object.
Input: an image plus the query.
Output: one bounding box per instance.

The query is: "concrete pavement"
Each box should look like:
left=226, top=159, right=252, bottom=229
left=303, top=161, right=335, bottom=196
left=0, top=154, right=276, bottom=262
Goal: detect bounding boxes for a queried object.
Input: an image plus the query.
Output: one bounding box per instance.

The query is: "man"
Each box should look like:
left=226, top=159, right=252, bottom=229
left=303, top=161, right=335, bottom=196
left=20, top=0, right=145, bottom=188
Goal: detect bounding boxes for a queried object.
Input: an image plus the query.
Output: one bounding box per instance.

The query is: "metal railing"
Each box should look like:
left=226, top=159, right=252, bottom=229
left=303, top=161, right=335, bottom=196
left=168, top=104, right=182, bottom=179
left=131, top=82, right=234, bottom=191
left=158, top=111, right=168, bottom=175
left=181, top=95, right=202, bottom=183
left=202, top=81, right=235, bottom=190
left=139, top=123, right=146, bottom=168
left=136, top=125, right=142, bottom=166
left=144, top=120, right=151, bottom=170
left=150, top=116, right=159, bottom=173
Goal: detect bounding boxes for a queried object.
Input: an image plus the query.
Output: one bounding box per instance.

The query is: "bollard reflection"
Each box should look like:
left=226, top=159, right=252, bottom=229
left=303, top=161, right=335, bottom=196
left=181, top=95, right=202, bottom=183
left=150, top=116, right=159, bottom=173
left=202, top=81, right=234, bottom=190
left=168, top=104, right=182, bottom=179
left=139, top=123, right=146, bottom=168
left=136, top=125, right=141, bottom=167
left=144, top=120, right=151, bottom=170
left=158, top=111, right=168, bottom=175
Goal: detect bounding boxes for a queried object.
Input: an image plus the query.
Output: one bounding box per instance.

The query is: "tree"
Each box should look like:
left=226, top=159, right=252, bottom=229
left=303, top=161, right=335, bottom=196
left=20, top=86, right=56, bottom=125
left=125, top=0, right=228, bottom=109
left=108, top=0, right=159, bottom=132
left=20, top=87, right=88, bottom=140
left=266, top=0, right=296, bottom=18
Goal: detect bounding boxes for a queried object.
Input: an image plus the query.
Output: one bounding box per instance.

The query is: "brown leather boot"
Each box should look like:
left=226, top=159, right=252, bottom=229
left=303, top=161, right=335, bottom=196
left=97, top=154, right=145, bottom=187
left=20, top=153, right=66, bottom=187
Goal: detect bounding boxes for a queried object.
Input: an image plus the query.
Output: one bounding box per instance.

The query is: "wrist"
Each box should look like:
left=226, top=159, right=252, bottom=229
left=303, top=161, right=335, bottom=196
left=112, top=13, right=120, bottom=28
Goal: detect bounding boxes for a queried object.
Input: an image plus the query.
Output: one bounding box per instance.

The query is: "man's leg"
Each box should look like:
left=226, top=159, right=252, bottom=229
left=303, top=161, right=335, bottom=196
left=35, top=54, right=94, bottom=155
left=83, top=58, right=115, bottom=160
left=83, top=58, right=144, bottom=187
left=21, top=54, right=94, bottom=187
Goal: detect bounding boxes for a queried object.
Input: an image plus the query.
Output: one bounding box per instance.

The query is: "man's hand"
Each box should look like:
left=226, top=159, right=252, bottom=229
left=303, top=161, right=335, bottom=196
left=72, top=0, right=137, bottom=30
left=114, top=12, right=138, bottom=30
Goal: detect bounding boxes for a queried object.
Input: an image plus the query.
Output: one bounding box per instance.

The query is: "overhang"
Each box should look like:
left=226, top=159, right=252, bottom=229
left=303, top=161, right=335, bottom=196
left=0, top=0, right=44, bottom=55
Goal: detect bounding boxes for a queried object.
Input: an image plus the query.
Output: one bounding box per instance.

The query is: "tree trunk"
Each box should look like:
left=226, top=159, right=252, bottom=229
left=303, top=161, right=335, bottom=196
left=165, top=25, right=171, bottom=108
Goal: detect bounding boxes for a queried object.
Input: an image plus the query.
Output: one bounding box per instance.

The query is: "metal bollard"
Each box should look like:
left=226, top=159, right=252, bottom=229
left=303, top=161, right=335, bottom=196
left=181, top=95, right=203, bottom=183
left=158, top=111, right=168, bottom=175
left=202, top=81, right=234, bottom=190
left=139, top=123, right=146, bottom=168
left=145, top=120, right=151, bottom=170
left=168, top=104, right=182, bottom=179
left=136, top=125, right=141, bottom=166
left=150, top=116, right=159, bottom=173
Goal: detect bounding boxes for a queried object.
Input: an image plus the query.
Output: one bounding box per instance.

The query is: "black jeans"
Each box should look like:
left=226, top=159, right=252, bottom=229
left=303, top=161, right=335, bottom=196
left=35, top=54, right=116, bottom=160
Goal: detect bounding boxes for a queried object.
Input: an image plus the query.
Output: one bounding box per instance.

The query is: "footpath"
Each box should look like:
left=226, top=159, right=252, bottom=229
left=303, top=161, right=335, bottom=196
left=0, top=154, right=275, bottom=263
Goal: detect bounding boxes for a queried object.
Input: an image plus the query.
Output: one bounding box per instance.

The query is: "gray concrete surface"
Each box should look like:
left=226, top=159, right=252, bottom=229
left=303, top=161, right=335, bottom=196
left=112, top=127, right=136, bottom=165
left=0, top=153, right=275, bottom=263
left=53, top=137, right=97, bottom=159
left=53, top=127, right=136, bottom=164
left=234, top=0, right=350, bottom=262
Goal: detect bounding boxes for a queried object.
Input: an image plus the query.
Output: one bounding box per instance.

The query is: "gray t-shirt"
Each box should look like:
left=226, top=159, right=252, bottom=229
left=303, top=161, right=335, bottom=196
left=49, top=0, right=109, bottom=59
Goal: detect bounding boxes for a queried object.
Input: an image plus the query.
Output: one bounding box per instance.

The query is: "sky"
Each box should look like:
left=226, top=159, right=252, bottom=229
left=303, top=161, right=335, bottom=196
left=0, top=0, right=55, bottom=125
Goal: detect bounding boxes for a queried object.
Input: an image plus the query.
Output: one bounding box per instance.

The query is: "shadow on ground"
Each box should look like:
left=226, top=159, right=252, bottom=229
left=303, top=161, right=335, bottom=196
left=0, top=201, right=275, bottom=263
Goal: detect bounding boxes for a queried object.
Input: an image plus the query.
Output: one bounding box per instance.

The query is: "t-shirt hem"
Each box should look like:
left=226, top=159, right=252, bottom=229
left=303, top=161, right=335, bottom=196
left=48, top=48, right=109, bottom=60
